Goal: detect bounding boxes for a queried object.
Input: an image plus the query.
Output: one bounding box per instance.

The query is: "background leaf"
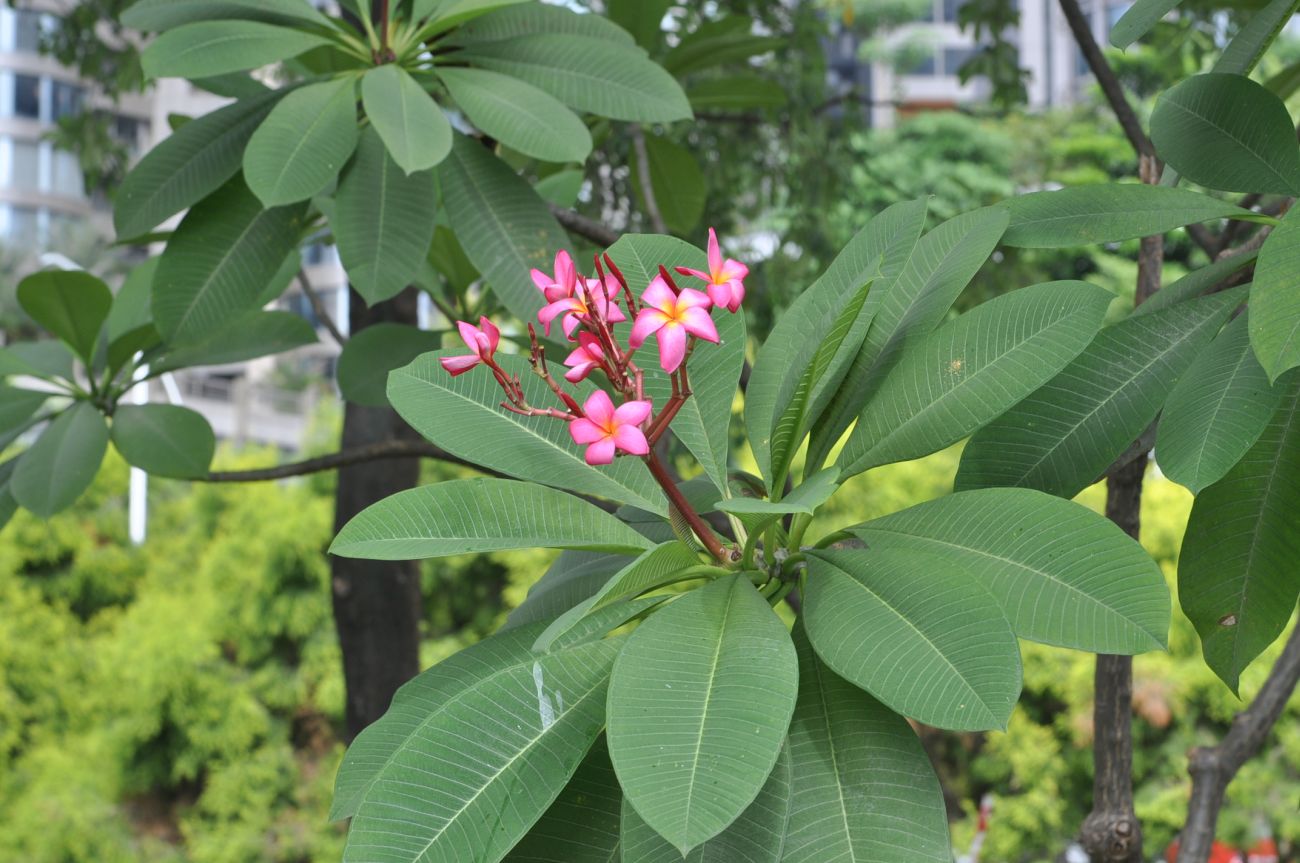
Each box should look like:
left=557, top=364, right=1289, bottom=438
left=336, top=323, right=441, bottom=407
left=153, top=310, right=316, bottom=371
left=243, top=77, right=358, bottom=207
left=122, top=0, right=331, bottom=31
left=630, top=135, right=706, bottom=234
left=362, top=65, right=452, bottom=174
left=505, top=551, right=632, bottom=629
left=1109, top=0, right=1182, bottom=48
left=12, top=403, right=108, bottom=518
left=1249, top=206, right=1300, bottom=381
left=17, top=270, right=112, bottom=362
left=438, top=67, right=592, bottom=164
left=110, top=404, right=216, bottom=479
left=141, top=20, right=331, bottom=79
left=452, top=3, right=636, bottom=46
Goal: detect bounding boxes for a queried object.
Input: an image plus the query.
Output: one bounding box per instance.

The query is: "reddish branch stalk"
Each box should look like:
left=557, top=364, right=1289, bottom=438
left=645, top=450, right=728, bottom=563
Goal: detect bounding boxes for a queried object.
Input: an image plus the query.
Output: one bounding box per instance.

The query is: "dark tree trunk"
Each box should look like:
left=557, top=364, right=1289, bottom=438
left=330, top=288, right=424, bottom=740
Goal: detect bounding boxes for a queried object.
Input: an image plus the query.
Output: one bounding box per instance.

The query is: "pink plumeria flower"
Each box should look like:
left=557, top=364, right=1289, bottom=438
left=677, top=227, right=748, bottom=313
left=530, top=250, right=578, bottom=303
left=538, top=277, right=626, bottom=339
left=563, top=333, right=606, bottom=383
left=439, top=316, right=500, bottom=377
left=629, top=275, right=718, bottom=373
left=569, top=391, right=652, bottom=465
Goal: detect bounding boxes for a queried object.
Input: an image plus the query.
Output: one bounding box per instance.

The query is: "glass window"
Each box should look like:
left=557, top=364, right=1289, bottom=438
left=8, top=205, right=41, bottom=246
left=942, top=0, right=968, bottom=22
left=51, top=149, right=83, bottom=197
left=12, top=74, right=39, bottom=119
left=13, top=10, right=43, bottom=53
left=943, top=46, right=979, bottom=76
left=9, top=139, right=40, bottom=191
left=905, top=52, right=937, bottom=76
left=50, top=82, right=83, bottom=121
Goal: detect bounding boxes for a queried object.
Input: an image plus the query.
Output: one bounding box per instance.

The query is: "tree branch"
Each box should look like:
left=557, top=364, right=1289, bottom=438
left=202, top=439, right=478, bottom=482
left=548, top=204, right=620, bottom=247
left=1056, top=0, right=1152, bottom=159
left=1177, top=625, right=1300, bottom=863
left=298, top=267, right=347, bottom=347
left=631, top=125, right=668, bottom=234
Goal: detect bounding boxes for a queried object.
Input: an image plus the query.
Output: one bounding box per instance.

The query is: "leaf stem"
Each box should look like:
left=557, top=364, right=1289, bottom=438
left=644, top=450, right=730, bottom=564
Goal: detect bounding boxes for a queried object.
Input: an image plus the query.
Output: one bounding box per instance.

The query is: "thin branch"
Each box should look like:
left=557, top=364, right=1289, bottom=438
left=298, top=267, right=347, bottom=347
left=202, top=439, right=477, bottom=482
left=548, top=204, right=620, bottom=247
left=1177, top=625, right=1300, bottom=863
left=1056, top=0, right=1152, bottom=159
left=631, top=126, right=668, bottom=234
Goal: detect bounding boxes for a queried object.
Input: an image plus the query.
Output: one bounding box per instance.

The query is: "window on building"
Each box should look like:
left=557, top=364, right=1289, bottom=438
left=7, top=205, right=41, bottom=246
left=12, top=74, right=39, bottom=119
left=9, top=139, right=41, bottom=191
left=13, top=9, right=43, bottom=53
left=906, top=52, right=938, bottom=75
left=51, top=149, right=83, bottom=197
left=50, top=82, right=84, bottom=121
left=943, top=46, right=979, bottom=76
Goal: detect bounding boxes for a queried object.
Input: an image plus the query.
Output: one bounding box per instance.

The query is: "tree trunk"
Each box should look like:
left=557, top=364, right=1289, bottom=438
left=330, top=288, right=424, bottom=740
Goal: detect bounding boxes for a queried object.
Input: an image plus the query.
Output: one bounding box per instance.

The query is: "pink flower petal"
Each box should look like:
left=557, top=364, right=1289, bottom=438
left=555, top=250, right=575, bottom=291
left=630, top=309, right=669, bottom=348
left=707, top=282, right=734, bottom=311
left=585, top=437, right=617, bottom=466
left=680, top=307, right=719, bottom=342
left=675, top=266, right=711, bottom=283
left=577, top=332, right=604, bottom=356
left=720, top=260, right=749, bottom=281
left=538, top=298, right=579, bottom=335
left=582, top=390, right=616, bottom=426
left=478, top=316, right=500, bottom=352
left=456, top=320, right=481, bottom=349
left=531, top=268, right=552, bottom=292
left=564, top=362, right=597, bottom=383
left=562, top=312, right=582, bottom=339
left=439, top=354, right=481, bottom=376
left=612, top=424, right=649, bottom=456
left=657, top=322, right=687, bottom=373
left=675, top=288, right=713, bottom=310
left=614, top=399, right=653, bottom=426
left=707, top=227, right=723, bottom=276
left=641, top=276, right=677, bottom=312
left=606, top=303, right=627, bottom=324
left=569, top=417, right=606, bottom=444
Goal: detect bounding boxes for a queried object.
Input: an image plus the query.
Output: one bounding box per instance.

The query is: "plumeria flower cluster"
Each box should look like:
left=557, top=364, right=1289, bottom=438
left=439, top=230, right=748, bottom=469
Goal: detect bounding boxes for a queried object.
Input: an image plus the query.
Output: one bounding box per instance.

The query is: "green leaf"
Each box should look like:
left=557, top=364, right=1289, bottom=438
left=154, top=310, right=316, bottom=371
left=1214, top=0, right=1299, bottom=76
left=439, top=67, right=592, bottom=164
left=1133, top=250, right=1258, bottom=318
left=110, top=404, right=216, bottom=479
left=152, top=177, right=307, bottom=343
left=607, top=575, right=797, bottom=854
left=437, top=135, right=571, bottom=324
left=1151, top=73, right=1300, bottom=196
left=422, top=0, right=531, bottom=35
left=1249, top=206, right=1300, bottom=381
left=0, top=387, right=47, bottom=438
left=532, top=541, right=701, bottom=651
left=1179, top=377, right=1300, bottom=693
left=140, top=20, right=332, bottom=80
left=805, top=547, right=1021, bottom=731
left=1265, top=58, right=1300, bottom=101
left=12, top=403, right=108, bottom=518
left=957, top=287, right=1246, bottom=498
left=505, top=551, right=632, bottom=629
left=332, top=127, right=437, bottom=305
left=687, top=75, right=787, bottom=111
left=243, top=77, right=358, bottom=207
left=453, top=3, right=635, bottom=46
left=783, top=624, right=951, bottom=863
left=332, top=477, right=652, bottom=561
left=339, top=628, right=619, bottom=863
left=459, top=34, right=691, bottom=123
left=837, top=280, right=1113, bottom=477
left=605, top=235, right=745, bottom=493
left=809, top=206, right=1009, bottom=471
left=629, top=135, right=706, bottom=234
left=533, top=169, right=584, bottom=207
left=604, top=0, right=670, bottom=49
left=122, top=0, right=331, bottom=31
left=848, top=487, right=1169, bottom=653
left=503, top=737, right=623, bottom=863
left=1157, top=312, right=1284, bottom=493
left=114, top=89, right=284, bottom=240
left=17, top=270, right=112, bottom=362
left=0, top=342, right=74, bottom=381
left=336, top=322, right=440, bottom=408
left=747, top=198, right=929, bottom=487
left=661, top=23, right=783, bottom=77
left=107, top=258, right=158, bottom=344
left=0, top=458, right=22, bottom=531
left=389, top=351, right=666, bottom=513
left=362, top=65, right=453, bottom=174
left=1001, top=185, right=1253, bottom=248
left=1109, top=0, right=1182, bottom=48
left=716, top=467, right=840, bottom=517
left=619, top=744, right=792, bottom=863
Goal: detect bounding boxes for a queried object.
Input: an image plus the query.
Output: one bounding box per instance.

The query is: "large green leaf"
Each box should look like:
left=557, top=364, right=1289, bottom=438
left=630, top=135, right=706, bottom=234
left=809, top=205, right=1006, bottom=472
left=1249, top=205, right=1300, bottom=381
left=332, top=127, right=437, bottom=305
left=140, top=20, right=332, bottom=79
left=332, top=477, right=652, bottom=560
left=389, top=351, right=666, bottom=513
left=505, top=551, right=632, bottom=629
left=1151, top=73, right=1300, bottom=195
left=715, top=467, right=840, bottom=519
left=1157, top=312, right=1284, bottom=493
left=459, top=34, right=691, bottom=123
left=1001, top=185, right=1253, bottom=248
left=837, top=280, right=1112, bottom=477
left=804, top=547, right=1021, bottom=731
left=12, top=403, right=109, bottom=518
left=243, top=77, right=358, bottom=207
left=782, top=624, right=950, bottom=863
left=1214, top=0, right=1300, bottom=76
left=956, top=287, right=1245, bottom=498
left=0, top=342, right=73, bottom=381
left=452, top=3, right=636, bottom=45
left=122, top=0, right=331, bottom=31
left=746, top=199, right=928, bottom=486
left=619, top=744, right=792, bottom=863
left=361, top=65, right=452, bottom=174
left=1179, top=378, right=1300, bottom=693
left=437, top=135, right=570, bottom=324
left=336, top=322, right=441, bottom=407
left=687, top=75, right=787, bottom=111
left=605, top=235, right=745, bottom=493
left=17, top=270, right=112, bottom=362
left=340, top=629, right=619, bottom=863
left=153, top=310, right=316, bottom=371
left=847, top=488, right=1169, bottom=653
left=114, top=89, right=284, bottom=240
left=107, top=258, right=158, bottom=343
left=110, top=404, right=215, bottom=479
left=1133, top=250, right=1258, bottom=317
left=504, top=737, right=623, bottom=863
left=607, top=575, right=797, bottom=854
left=0, top=387, right=48, bottom=438
left=439, top=67, right=591, bottom=164
left=152, top=177, right=307, bottom=343
left=1109, top=0, right=1182, bottom=48
left=420, top=0, right=532, bottom=35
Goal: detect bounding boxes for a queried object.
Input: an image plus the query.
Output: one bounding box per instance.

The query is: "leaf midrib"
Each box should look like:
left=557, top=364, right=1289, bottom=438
left=1160, top=96, right=1300, bottom=193
left=680, top=579, right=737, bottom=843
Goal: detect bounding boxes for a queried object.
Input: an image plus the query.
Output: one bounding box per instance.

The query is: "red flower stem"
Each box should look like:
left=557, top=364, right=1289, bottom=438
left=502, top=403, right=573, bottom=421
left=645, top=450, right=728, bottom=563
left=657, top=265, right=682, bottom=294
left=603, top=254, right=637, bottom=314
